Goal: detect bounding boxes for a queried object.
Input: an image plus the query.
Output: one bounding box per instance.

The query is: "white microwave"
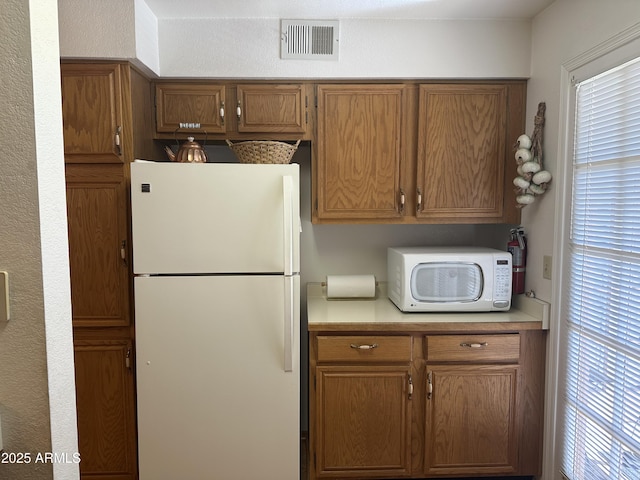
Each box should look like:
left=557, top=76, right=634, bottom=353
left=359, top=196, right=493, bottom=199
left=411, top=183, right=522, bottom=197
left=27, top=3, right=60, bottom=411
left=387, top=246, right=512, bottom=312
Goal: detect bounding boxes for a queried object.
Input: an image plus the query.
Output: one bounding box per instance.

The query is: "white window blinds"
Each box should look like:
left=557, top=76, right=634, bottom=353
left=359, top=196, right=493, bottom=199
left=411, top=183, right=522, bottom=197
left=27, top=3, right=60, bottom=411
left=561, top=55, right=640, bottom=480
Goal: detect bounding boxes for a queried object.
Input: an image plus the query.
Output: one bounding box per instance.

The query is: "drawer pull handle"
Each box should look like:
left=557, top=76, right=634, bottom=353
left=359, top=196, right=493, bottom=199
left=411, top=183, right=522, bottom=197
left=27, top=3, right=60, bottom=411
left=460, top=342, right=488, bottom=348
left=350, top=343, right=378, bottom=350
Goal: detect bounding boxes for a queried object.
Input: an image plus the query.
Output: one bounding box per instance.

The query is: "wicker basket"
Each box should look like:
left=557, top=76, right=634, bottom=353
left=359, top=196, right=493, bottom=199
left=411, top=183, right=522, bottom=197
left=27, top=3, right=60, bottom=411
left=226, top=140, right=301, bottom=164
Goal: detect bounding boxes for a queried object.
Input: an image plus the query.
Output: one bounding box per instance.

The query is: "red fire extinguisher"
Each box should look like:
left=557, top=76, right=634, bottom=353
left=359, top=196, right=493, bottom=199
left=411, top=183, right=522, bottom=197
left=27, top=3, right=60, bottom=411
left=507, top=227, right=527, bottom=295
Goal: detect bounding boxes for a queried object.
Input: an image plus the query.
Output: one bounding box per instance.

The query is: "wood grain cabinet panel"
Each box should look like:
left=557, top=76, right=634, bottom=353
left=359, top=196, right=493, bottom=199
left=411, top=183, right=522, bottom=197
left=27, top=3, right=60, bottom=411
left=315, top=84, right=406, bottom=221
left=315, top=366, right=412, bottom=477
left=74, top=339, right=136, bottom=480
left=61, top=63, right=124, bottom=163
left=236, top=83, right=307, bottom=133
left=424, top=364, right=519, bottom=476
left=155, top=83, right=227, bottom=134
left=316, top=335, right=412, bottom=363
left=65, top=164, right=130, bottom=327
left=417, top=84, right=507, bottom=221
left=426, top=333, right=520, bottom=363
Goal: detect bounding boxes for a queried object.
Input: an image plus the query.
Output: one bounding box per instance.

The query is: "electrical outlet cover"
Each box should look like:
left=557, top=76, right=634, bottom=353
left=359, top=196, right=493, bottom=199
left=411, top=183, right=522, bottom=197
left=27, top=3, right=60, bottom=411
left=543, top=256, right=552, bottom=280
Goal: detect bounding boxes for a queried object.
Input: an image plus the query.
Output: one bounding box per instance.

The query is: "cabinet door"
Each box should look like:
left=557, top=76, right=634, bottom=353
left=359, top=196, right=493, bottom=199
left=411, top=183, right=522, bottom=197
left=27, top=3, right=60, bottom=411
left=417, top=84, right=507, bottom=221
left=236, top=84, right=307, bottom=133
left=155, top=83, right=226, bottom=134
left=61, top=63, right=124, bottom=163
left=315, top=365, right=412, bottom=477
left=74, top=338, right=136, bottom=480
left=424, top=364, right=518, bottom=476
left=65, top=164, right=131, bottom=327
left=315, top=84, right=405, bottom=222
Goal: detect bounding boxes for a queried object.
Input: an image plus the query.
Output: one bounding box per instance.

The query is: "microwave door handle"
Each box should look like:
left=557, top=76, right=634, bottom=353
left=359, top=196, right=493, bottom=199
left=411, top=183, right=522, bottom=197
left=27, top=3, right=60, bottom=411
left=284, top=276, right=294, bottom=372
left=282, top=175, right=293, bottom=276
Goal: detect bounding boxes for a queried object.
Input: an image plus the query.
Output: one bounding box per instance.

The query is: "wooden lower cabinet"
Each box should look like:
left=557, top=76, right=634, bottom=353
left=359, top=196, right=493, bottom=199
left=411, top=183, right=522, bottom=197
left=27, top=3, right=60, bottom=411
left=73, top=336, right=137, bottom=480
left=315, top=366, right=412, bottom=477
left=308, top=329, right=545, bottom=480
left=425, top=364, right=518, bottom=475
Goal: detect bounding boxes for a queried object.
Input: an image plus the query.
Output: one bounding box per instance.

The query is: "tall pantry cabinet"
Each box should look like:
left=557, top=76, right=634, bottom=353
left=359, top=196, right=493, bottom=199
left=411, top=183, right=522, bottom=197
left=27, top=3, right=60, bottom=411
left=61, top=62, right=161, bottom=480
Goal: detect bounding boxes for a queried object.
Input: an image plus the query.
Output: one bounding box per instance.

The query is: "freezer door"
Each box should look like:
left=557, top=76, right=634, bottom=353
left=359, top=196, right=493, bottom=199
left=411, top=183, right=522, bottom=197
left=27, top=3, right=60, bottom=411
left=135, top=275, right=300, bottom=480
left=131, top=162, right=300, bottom=274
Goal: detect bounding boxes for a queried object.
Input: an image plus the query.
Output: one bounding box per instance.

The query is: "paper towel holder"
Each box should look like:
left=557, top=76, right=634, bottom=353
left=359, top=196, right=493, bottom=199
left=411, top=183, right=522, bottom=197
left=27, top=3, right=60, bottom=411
left=323, top=274, right=378, bottom=300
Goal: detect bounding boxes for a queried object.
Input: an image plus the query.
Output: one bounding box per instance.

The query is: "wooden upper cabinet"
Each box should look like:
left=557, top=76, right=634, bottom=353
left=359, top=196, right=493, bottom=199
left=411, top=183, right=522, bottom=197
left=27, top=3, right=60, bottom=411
left=236, top=84, right=307, bottom=133
left=61, top=63, right=124, bottom=163
left=155, top=83, right=227, bottom=134
left=65, top=164, right=131, bottom=327
left=417, top=84, right=513, bottom=222
left=315, top=84, right=406, bottom=222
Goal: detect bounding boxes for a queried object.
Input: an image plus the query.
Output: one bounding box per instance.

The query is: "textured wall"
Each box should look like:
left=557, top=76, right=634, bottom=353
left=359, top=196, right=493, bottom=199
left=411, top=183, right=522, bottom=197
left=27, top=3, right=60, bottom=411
left=158, top=17, right=532, bottom=78
left=0, top=0, right=78, bottom=479
left=0, top=0, right=53, bottom=478
left=58, top=0, right=136, bottom=60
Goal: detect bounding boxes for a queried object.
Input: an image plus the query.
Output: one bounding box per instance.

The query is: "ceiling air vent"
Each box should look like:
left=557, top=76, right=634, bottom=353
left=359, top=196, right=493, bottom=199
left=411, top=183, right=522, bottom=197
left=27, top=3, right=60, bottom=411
left=281, top=20, right=339, bottom=60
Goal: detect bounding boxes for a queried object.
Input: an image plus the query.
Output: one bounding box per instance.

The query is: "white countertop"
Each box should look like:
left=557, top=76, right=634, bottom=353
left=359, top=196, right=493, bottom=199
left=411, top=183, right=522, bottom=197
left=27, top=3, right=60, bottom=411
left=307, top=283, right=549, bottom=331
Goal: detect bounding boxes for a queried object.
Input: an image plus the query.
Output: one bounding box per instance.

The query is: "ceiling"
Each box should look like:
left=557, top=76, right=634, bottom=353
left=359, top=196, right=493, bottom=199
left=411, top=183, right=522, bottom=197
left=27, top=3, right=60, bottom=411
left=144, top=0, right=556, bottom=20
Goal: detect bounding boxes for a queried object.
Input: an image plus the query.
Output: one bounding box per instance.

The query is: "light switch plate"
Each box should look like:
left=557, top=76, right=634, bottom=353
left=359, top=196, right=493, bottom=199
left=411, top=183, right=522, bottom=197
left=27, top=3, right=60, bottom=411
left=0, top=271, right=9, bottom=322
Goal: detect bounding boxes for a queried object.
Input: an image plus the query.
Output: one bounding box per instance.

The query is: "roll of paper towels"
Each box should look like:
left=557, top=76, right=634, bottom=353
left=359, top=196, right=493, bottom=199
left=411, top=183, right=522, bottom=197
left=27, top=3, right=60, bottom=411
left=325, top=274, right=376, bottom=299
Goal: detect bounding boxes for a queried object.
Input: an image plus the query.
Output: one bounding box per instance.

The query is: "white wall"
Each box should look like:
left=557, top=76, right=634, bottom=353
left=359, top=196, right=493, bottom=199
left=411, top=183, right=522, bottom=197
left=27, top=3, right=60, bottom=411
left=527, top=2, right=640, bottom=479
left=157, top=18, right=532, bottom=78
left=0, top=0, right=78, bottom=479
left=524, top=0, right=640, bottom=304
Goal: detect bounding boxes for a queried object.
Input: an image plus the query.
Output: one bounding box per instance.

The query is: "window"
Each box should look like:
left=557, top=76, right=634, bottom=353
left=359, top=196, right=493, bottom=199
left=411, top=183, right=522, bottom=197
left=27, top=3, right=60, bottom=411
left=560, top=55, right=640, bottom=480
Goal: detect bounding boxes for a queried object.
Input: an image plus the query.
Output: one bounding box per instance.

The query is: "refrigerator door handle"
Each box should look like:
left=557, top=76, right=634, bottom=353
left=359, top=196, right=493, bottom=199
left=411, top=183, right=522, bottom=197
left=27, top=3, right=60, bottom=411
left=284, top=276, right=294, bottom=372
left=283, top=175, right=294, bottom=276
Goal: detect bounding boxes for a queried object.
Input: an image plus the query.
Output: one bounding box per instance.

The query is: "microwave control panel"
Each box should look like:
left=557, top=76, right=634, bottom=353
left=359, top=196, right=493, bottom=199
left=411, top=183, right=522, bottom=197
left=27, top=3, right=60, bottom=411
left=494, top=259, right=512, bottom=308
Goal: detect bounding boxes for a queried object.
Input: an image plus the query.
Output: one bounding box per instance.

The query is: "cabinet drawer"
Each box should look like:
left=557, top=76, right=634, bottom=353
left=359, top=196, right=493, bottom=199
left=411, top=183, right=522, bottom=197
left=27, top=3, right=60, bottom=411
left=426, top=334, right=520, bottom=363
left=316, top=335, right=412, bottom=363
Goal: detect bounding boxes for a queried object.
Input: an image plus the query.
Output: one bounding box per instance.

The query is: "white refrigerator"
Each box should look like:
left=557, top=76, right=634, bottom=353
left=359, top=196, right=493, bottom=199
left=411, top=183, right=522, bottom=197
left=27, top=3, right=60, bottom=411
left=130, top=161, right=300, bottom=480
